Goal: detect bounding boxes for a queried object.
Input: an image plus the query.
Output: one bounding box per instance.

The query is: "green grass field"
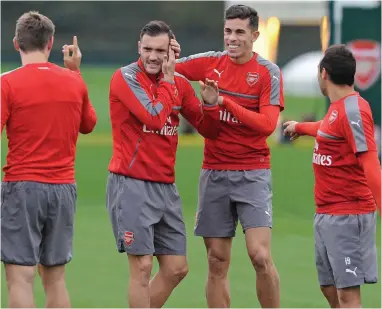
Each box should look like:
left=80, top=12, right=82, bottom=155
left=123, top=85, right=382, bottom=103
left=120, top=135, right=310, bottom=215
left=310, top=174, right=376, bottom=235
left=1, top=64, right=381, bottom=308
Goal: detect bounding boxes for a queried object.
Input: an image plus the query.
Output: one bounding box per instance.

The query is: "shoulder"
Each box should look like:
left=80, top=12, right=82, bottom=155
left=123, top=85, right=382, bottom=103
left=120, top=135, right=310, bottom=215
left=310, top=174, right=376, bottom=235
left=176, top=50, right=228, bottom=64
left=340, top=95, right=373, bottom=126
left=1, top=66, right=25, bottom=85
left=174, top=72, right=191, bottom=84
left=255, top=54, right=281, bottom=77
left=342, top=95, right=371, bottom=116
left=120, top=62, right=141, bottom=76
left=112, top=63, right=142, bottom=86
left=174, top=72, right=195, bottom=94
left=50, top=65, right=86, bottom=86
left=1, top=66, right=23, bottom=78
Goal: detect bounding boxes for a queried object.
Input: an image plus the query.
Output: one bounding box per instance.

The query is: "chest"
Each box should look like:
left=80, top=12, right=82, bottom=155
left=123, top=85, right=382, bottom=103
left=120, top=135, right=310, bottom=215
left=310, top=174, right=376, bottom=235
left=315, top=108, right=352, bottom=160
left=140, top=77, right=182, bottom=126
left=205, top=62, right=263, bottom=110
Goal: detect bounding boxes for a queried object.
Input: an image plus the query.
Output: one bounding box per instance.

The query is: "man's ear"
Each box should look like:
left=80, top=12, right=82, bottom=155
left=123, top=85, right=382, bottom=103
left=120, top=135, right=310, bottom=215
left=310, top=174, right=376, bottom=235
left=13, top=37, right=20, bottom=52
left=138, top=41, right=141, bottom=54
left=251, top=30, right=260, bottom=43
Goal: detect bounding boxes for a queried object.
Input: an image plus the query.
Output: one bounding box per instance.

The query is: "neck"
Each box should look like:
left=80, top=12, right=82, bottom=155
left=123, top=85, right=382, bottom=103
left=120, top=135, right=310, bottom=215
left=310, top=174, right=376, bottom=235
left=328, top=85, right=356, bottom=103
left=20, top=51, right=48, bottom=66
left=230, top=50, right=253, bottom=64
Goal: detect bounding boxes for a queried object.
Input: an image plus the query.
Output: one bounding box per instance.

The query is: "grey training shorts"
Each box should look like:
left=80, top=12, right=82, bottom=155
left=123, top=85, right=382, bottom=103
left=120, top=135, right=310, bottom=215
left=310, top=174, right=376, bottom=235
left=314, top=212, right=378, bottom=289
left=1, top=181, right=76, bottom=266
left=194, top=169, right=273, bottom=238
left=106, top=173, right=186, bottom=256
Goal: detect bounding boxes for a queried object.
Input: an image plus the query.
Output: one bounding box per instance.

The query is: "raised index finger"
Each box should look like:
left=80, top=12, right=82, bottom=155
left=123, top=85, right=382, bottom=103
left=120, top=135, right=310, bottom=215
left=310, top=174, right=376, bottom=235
left=73, top=36, right=79, bottom=54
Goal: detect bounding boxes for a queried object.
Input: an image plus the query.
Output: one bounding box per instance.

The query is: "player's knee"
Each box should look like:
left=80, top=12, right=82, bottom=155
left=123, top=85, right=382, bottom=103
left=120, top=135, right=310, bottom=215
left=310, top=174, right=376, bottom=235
left=167, top=264, right=189, bottom=282
left=207, top=253, right=230, bottom=278
left=320, top=286, right=340, bottom=308
left=248, top=247, right=272, bottom=272
left=5, top=264, right=35, bottom=287
left=129, top=256, right=153, bottom=285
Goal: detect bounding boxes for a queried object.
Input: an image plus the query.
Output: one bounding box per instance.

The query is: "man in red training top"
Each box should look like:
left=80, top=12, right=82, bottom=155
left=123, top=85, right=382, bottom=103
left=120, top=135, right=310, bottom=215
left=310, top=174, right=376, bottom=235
left=171, top=4, right=283, bottom=308
left=106, top=20, right=220, bottom=308
left=284, top=44, right=380, bottom=308
left=1, top=11, right=97, bottom=308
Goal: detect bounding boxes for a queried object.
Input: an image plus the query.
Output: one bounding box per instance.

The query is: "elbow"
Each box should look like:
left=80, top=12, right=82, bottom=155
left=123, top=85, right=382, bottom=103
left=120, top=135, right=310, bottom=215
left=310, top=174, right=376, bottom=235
left=148, top=120, right=166, bottom=131
left=80, top=118, right=97, bottom=134
left=201, top=127, right=220, bottom=140
left=261, top=125, right=277, bottom=136
left=200, top=131, right=219, bottom=140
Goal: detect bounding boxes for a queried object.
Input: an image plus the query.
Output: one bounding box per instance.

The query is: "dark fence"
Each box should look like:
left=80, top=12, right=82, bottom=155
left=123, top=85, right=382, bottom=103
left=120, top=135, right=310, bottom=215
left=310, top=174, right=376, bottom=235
left=1, top=1, right=225, bottom=65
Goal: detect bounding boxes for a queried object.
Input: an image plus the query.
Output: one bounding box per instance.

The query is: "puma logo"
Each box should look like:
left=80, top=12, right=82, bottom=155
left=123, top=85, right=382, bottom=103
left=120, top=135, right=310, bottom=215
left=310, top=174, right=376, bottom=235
left=345, top=267, right=357, bottom=277
left=350, top=120, right=361, bottom=127
left=214, top=69, right=224, bottom=78
left=124, top=73, right=133, bottom=79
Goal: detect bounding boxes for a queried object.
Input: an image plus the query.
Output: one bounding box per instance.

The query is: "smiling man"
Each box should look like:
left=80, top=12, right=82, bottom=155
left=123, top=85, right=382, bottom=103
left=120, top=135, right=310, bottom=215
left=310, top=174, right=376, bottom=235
left=106, top=20, right=221, bottom=308
left=173, top=4, right=283, bottom=308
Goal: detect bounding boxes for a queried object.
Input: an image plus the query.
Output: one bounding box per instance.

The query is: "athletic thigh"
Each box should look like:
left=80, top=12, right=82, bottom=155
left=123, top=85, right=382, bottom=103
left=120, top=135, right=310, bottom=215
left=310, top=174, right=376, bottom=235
left=1, top=181, right=47, bottom=266
left=154, top=184, right=186, bottom=256
left=195, top=169, right=237, bottom=238
left=231, top=169, right=273, bottom=232
left=106, top=173, right=164, bottom=255
left=40, top=183, right=77, bottom=266
left=314, top=214, right=335, bottom=286
left=320, top=213, right=378, bottom=289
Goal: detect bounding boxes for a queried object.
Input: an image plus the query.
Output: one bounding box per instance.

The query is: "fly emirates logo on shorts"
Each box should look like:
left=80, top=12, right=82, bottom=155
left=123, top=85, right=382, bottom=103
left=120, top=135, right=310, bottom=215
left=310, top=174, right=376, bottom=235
left=312, top=141, right=332, bottom=166
left=219, top=109, right=242, bottom=124
left=142, top=117, right=178, bottom=136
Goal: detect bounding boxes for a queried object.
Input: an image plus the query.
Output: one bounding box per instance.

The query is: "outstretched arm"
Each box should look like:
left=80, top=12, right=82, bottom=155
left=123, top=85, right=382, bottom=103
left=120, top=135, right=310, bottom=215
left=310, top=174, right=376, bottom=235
left=221, top=97, right=280, bottom=136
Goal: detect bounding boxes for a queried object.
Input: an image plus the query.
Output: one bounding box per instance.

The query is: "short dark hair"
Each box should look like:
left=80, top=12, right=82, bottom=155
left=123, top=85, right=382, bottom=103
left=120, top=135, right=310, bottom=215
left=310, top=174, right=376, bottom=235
left=319, top=44, right=356, bottom=86
left=140, top=20, right=174, bottom=40
left=224, top=4, right=259, bottom=30
left=15, top=11, right=55, bottom=52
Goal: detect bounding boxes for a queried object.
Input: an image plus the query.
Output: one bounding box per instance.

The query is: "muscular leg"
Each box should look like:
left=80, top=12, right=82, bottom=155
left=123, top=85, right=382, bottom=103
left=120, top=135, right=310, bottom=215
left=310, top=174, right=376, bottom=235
left=245, top=227, right=280, bottom=308
left=127, top=254, right=153, bottom=308
left=38, top=264, right=70, bottom=308
left=320, top=285, right=340, bottom=308
left=149, top=255, right=188, bottom=308
left=5, top=264, right=36, bottom=308
left=204, top=237, right=232, bottom=308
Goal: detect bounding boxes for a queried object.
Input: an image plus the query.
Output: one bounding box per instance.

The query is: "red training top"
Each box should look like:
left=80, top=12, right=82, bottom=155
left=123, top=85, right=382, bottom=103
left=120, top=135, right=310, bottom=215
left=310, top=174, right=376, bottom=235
left=176, top=51, right=284, bottom=170
left=296, top=92, right=380, bottom=215
left=108, top=58, right=220, bottom=183
left=1, top=62, right=97, bottom=184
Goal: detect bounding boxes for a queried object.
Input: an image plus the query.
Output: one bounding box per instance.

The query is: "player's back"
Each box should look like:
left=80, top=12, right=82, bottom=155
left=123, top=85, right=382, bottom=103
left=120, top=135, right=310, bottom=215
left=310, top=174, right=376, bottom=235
left=2, top=63, right=87, bottom=183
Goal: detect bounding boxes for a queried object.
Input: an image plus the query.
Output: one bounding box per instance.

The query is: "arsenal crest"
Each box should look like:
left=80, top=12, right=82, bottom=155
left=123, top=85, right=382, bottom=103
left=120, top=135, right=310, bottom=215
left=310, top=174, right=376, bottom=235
left=347, top=40, right=381, bottom=90
left=328, top=110, right=338, bottom=125
left=124, top=231, right=134, bottom=247
left=246, top=72, right=259, bottom=86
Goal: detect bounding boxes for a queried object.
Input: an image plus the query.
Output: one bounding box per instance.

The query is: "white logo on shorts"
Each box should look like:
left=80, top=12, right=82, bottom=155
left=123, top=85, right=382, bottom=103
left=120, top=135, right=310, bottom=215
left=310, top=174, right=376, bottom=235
left=345, top=257, right=351, bottom=265
left=345, top=267, right=357, bottom=277
left=265, top=211, right=271, bottom=220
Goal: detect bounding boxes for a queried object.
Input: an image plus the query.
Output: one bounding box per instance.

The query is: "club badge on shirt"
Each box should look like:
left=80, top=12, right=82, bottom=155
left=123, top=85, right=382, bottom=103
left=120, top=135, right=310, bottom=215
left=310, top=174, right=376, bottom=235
left=246, top=72, right=259, bottom=87
left=329, top=110, right=338, bottom=125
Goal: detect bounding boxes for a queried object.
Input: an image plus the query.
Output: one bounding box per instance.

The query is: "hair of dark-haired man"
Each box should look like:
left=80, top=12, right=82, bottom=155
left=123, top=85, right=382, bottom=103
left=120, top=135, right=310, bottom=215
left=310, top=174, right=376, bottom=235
left=224, top=4, right=259, bottom=30
left=15, top=11, right=55, bottom=52
left=140, top=20, right=174, bottom=40
left=319, top=44, right=356, bottom=86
